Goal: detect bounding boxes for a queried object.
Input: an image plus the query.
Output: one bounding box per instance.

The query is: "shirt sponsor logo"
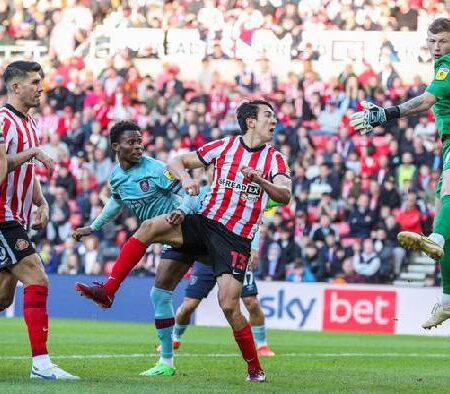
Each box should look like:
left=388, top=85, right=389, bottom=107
left=436, top=67, right=449, bottom=80
left=15, top=239, right=29, bottom=251
left=139, top=179, right=150, bottom=192
left=218, top=178, right=261, bottom=195
left=322, top=289, right=397, bottom=334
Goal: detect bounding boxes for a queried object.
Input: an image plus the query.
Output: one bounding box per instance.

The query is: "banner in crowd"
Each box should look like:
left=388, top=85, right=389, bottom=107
left=195, top=282, right=450, bottom=336
left=85, top=27, right=426, bottom=64
left=301, top=30, right=425, bottom=64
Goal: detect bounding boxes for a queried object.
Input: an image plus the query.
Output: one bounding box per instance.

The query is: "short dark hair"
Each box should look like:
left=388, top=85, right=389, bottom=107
left=428, top=18, right=450, bottom=34
left=236, top=100, right=275, bottom=134
left=3, top=61, right=43, bottom=91
left=110, top=121, right=141, bottom=144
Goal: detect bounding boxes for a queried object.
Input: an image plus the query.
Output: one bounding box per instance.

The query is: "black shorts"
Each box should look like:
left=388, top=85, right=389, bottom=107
left=161, top=245, right=196, bottom=266
left=175, top=214, right=251, bottom=283
left=185, top=262, right=258, bottom=300
left=0, top=221, right=35, bottom=270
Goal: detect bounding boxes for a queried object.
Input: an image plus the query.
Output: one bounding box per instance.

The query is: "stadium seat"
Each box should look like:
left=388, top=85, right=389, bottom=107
left=67, top=199, right=79, bottom=214
left=69, top=214, right=82, bottom=228
left=307, top=206, right=319, bottom=222
left=340, top=237, right=359, bottom=248
left=311, top=135, right=328, bottom=150
left=335, top=221, right=350, bottom=237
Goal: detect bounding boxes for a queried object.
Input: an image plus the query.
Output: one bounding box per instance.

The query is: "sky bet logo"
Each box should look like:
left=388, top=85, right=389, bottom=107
left=322, top=289, right=397, bottom=334
left=259, top=289, right=317, bottom=327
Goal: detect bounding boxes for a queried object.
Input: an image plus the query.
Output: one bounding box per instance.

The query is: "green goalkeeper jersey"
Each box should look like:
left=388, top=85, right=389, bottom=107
left=426, top=52, right=450, bottom=139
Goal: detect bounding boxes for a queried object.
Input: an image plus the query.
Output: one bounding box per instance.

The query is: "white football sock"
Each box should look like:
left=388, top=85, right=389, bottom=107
left=429, top=233, right=445, bottom=248
left=32, top=354, right=52, bottom=369
left=159, top=356, right=173, bottom=367
left=441, top=294, right=450, bottom=308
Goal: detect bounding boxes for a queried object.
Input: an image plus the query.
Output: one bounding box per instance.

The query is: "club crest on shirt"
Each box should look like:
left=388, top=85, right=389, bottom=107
left=15, top=239, right=29, bottom=251
left=139, top=179, right=150, bottom=192
left=436, top=67, right=449, bottom=80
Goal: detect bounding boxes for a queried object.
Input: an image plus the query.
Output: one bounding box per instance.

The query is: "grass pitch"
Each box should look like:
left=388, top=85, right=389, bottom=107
left=1, top=318, right=450, bottom=393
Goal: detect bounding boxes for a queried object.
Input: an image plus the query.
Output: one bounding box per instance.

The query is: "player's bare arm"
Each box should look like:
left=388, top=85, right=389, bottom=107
left=72, top=226, right=93, bottom=241
left=7, top=146, right=54, bottom=174
left=167, top=152, right=203, bottom=195
left=31, top=176, right=49, bottom=230
left=241, top=166, right=291, bottom=205
left=398, top=92, right=437, bottom=117
left=0, top=144, right=6, bottom=185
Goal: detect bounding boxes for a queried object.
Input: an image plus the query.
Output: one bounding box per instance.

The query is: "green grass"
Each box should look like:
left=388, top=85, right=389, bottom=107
left=1, top=318, right=450, bottom=393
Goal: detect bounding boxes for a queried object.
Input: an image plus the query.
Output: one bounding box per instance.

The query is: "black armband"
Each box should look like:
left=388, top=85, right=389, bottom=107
left=385, top=105, right=400, bottom=121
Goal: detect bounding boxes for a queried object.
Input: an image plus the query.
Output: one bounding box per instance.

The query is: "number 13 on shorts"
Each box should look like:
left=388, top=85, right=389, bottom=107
left=230, top=250, right=249, bottom=272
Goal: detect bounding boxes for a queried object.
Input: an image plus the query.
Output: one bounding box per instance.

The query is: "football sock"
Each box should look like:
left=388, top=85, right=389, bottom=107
left=32, top=354, right=52, bottom=369
left=440, top=242, right=450, bottom=297
left=429, top=233, right=445, bottom=248
left=151, top=287, right=174, bottom=366
left=251, top=325, right=267, bottom=347
left=103, top=237, right=147, bottom=297
left=433, top=195, right=450, bottom=241
left=233, top=324, right=262, bottom=371
left=23, top=285, right=49, bottom=359
left=173, top=324, right=188, bottom=341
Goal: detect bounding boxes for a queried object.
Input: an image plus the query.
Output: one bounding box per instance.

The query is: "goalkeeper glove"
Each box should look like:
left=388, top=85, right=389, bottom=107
left=350, top=101, right=400, bottom=135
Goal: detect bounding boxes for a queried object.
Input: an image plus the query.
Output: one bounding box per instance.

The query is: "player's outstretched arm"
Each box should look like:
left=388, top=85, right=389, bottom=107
left=73, top=197, right=123, bottom=241
left=242, top=167, right=291, bottom=205
left=350, top=93, right=436, bottom=135
left=167, top=152, right=203, bottom=195
left=397, top=92, right=436, bottom=117
left=0, top=144, right=6, bottom=185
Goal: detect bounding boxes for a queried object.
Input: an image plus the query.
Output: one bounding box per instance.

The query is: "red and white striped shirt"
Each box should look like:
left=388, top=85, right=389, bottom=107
left=197, top=136, right=290, bottom=239
left=0, top=104, right=40, bottom=228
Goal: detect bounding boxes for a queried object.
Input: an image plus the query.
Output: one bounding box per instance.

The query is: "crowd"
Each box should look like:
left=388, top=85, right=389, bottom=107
left=0, top=0, right=444, bottom=285
left=0, top=1, right=449, bottom=63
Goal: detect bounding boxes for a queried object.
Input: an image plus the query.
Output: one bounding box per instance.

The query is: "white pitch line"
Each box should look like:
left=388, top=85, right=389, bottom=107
left=1, top=352, right=450, bottom=361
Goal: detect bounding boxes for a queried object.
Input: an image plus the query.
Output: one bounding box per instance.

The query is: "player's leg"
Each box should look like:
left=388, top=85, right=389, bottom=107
left=10, top=253, right=78, bottom=380
left=398, top=148, right=450, bottom=260
left=174, top=297, right=202, bottom=344
left=75, top=215, right=183, bottom=306
left=156, top=297, right=201, bottom=352
left=172, top=263, right=215, bottom=346
left=422, top=195, right=450, bottom=328
left=216, top=274, right=265, bottom=382
left=242, top=296, right=274, bottom=357
left=0, top=270, right=17, bottom=312
left=241, top=270, right=274, bottom=357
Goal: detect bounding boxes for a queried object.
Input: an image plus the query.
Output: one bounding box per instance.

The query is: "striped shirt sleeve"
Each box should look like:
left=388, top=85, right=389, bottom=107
left=196, top=137, right=228, bottom=166
left=269, top=151, right=291, bottom=181
left=0, top=115, right=15, bottom=150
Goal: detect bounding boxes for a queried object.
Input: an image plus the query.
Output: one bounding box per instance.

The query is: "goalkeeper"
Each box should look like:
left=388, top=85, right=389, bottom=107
left=350, top=17, right=450, bottom=329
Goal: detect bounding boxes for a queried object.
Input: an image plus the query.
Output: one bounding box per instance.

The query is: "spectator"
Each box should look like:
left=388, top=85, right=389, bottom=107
left=396, top=192, right=423, bottom=234
left=353, top=239, right=381, bottom=283
left=337, top=257, right=366, bottom=284
left=286, top=259, right=316, bottom=282
left=347, top=194, right=375, bottom=239
left=311, top=214, right=339, bottom=246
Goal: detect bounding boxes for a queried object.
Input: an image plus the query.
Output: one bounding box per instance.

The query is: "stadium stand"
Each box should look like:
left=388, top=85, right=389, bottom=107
left=0, top=0, right=446, bottom=287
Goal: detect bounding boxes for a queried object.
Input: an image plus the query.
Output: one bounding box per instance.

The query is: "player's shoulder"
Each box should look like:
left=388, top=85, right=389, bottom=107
left=141, top=155, right=167, bottom=175
left=110, top=163, right=123, bottom=182
left=433, top=55, right=450, bottom=80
